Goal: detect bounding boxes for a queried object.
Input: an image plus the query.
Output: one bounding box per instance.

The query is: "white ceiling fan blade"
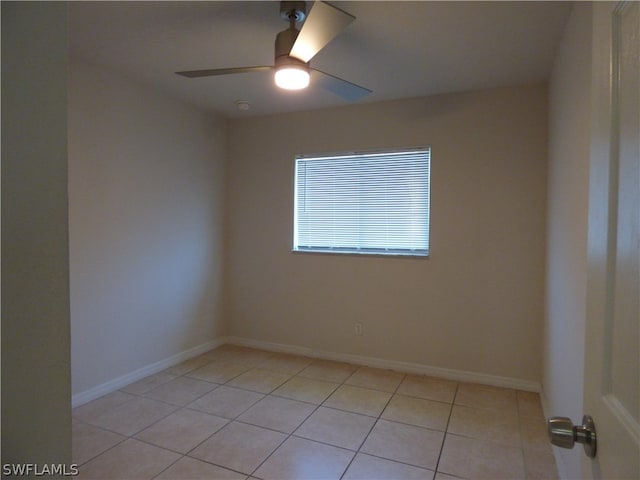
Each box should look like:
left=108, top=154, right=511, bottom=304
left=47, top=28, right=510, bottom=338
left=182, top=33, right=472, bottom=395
left=176, top=66, right=272, bottom=78
left=312, top=68, right=371, bottom=102
left=289, top=1, right=355, bottom=63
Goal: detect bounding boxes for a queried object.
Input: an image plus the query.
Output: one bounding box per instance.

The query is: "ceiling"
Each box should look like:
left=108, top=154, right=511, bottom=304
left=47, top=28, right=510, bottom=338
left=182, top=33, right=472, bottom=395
left=68, top=1, right=572, bottom=119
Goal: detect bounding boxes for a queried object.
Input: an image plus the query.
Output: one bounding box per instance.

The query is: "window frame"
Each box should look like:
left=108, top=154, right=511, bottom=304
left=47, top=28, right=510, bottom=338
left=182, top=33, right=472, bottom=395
left=292, top=146, right=431, bottom=258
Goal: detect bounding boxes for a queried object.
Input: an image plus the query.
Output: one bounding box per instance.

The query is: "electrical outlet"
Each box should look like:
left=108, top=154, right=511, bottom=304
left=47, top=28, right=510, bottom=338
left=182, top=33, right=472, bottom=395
left=354, top=322, right=363, bottom=336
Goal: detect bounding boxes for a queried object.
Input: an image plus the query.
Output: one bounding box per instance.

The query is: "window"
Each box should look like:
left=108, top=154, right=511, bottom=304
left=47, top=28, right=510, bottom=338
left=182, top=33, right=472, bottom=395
left=293, top=147, right=430, bottom=257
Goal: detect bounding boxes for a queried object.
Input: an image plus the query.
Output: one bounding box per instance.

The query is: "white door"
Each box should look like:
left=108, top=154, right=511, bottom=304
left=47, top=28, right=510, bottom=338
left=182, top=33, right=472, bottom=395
left=584, top=1, right=639, bottom=478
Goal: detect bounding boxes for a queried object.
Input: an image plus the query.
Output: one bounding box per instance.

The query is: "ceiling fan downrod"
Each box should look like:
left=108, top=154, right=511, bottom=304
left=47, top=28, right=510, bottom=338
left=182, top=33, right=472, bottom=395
left=276, top=1, right=306, bottom=57
left=275, top=1, right=309, bottom=73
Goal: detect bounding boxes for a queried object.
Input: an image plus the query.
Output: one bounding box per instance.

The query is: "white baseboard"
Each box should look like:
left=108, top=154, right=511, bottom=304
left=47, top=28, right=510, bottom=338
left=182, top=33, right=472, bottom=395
left=225, top=336, right=541, bottom=392
left=71, top=338, right=225, bottom=408
left=73, top=336, right=540, bottom=408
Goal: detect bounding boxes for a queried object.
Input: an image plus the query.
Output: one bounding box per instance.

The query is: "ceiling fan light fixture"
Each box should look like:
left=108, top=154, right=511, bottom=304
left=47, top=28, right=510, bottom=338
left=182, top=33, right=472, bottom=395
left=176, top=2, right=371, bottom=101
left=274, top=65, right=310, bottom=90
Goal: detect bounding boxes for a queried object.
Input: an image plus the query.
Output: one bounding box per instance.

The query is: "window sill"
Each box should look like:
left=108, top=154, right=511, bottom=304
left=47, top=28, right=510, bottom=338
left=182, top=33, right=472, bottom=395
left=292, top=248, right=429, bottom=259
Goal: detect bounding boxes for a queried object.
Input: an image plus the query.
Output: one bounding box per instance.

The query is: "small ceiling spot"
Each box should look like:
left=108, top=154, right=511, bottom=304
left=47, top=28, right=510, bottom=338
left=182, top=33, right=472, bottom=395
left=235, top=100, right=251, bottom=111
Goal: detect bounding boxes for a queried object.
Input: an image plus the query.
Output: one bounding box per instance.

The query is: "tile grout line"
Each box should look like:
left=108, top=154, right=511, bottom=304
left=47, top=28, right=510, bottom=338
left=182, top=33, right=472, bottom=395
left=73, top=348, right=239, bottom=477
left=179, top=367, right=285, bottom=475
left=84, top=349, right=423, bottom=476
left=140, top=354, right=283, bottom=479
left=80, top=346, right=529, bottom=479
left=432, top=382, right=460, bottom=477
left=160, top=360, right=279, bottom=478
left=80, top=351, right=296, bottom=473
left=149, top=447, right=184, bottom=480
left=239, top=360, right=326, bottom=477
left=338, top=372, right=407, bottom=479
left=78, top=366, right=228, bottom=478
left=244, top=357, right=407, bottom=478
left=72, top=426, right=129, bottom=469
left=246, top=363, right=347, bottom=478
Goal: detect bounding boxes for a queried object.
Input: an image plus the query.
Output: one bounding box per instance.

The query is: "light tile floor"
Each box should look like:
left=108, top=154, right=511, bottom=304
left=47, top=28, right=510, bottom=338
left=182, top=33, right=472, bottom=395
left=73, top=344, right=559, bottom=479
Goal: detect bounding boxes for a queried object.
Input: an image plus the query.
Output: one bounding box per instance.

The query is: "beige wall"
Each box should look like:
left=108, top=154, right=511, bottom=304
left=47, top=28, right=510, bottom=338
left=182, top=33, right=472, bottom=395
left=68, top=63, right=227, bottom=396
left=544, top=3, right=592, bottom=479
left=226, top=84, right=548, bottom=382
left=1, top=2, right=71, bottom=463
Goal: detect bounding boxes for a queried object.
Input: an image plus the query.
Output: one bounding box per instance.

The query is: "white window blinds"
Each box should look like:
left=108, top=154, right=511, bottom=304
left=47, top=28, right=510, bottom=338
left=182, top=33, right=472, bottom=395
left=293, top=147, right=430, bottom=256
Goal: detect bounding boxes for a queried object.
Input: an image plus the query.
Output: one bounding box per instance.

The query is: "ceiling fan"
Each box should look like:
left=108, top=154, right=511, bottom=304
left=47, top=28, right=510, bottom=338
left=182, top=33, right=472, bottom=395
left=176, top=1, right=371, bottom=102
